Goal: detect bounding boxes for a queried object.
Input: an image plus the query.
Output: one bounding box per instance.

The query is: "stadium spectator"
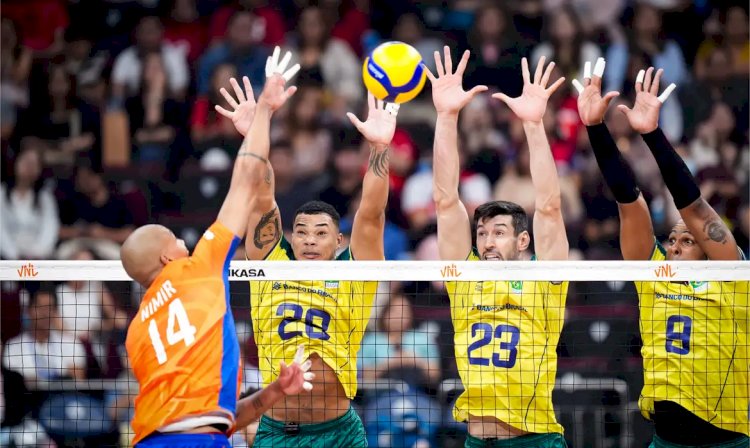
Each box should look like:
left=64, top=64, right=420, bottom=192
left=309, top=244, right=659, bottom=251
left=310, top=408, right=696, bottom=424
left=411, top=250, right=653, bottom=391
left=284, top=5, right=364, bottom=115
left=208, top=0, right=286, bottom=48
left=391, top=12, right=444, bottom=76
left=0, top=142, right=59, bottom=260
left=2, top=285, right=86, bottom=381
left=163, top=0, right=209, bottom=65
left=55, top=247, right=127, bottom=341
left=111, top=16, right=190, bottom=103
left=318, top=131, right=366, bottom=218
left=464, top=3, right=530, bottom=98
left=279, top=85, right=333, bottom=180
left=125, top=52, right=186, bottom=163
left=358, top=294, right=441, bottom=387
left=14, top=63, right=99, bottom=168
left=695, top=5, right=750, bottom=79
left=191, top=63, right=243, bottom=154
left=0, top=18, right=31, bottom=143
left=271, top=140, right=321, bottom=230
left=0, top=0, right=68, bottom=55
left=197, top=10, right=270, bottom=95
left=57, top=158, right=135, bottom=258
left=531, top=6, right=602, bottom=82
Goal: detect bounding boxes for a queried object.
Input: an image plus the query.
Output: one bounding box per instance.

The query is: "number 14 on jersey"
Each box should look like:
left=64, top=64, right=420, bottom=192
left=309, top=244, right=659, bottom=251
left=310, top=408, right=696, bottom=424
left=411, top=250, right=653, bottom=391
left=149, top=299, right=197, bottom=364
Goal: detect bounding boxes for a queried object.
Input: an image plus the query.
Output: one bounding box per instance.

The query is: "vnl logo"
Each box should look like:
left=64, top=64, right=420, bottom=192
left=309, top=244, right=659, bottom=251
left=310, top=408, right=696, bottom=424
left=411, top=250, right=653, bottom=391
left=654, top=264, right=677, bottom=279
left=440, top=263, right=462, bottom=279
left=18, top=263, right=39, bottom=278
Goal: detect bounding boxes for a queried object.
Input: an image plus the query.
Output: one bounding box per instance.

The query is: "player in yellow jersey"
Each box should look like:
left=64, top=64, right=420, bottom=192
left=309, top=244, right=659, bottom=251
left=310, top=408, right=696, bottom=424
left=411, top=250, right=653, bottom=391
left=427, top=47, right=569, bottom=447
left=572, top=58, right=749, bottom=447
left=216, top=46, right=398, bottom=447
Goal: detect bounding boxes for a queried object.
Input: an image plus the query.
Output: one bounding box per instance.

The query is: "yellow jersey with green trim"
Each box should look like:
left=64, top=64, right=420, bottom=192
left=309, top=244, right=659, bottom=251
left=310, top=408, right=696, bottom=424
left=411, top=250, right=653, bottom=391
left=249, top=237, right=377, bottom=399
left=635, top=241, right=749, bottom=435
left=447, top=250, right=568, bottom=434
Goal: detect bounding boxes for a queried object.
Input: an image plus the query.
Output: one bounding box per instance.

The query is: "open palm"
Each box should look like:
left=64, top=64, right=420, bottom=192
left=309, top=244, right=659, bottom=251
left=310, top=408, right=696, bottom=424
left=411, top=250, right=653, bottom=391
left=574, top=58, right=620, bottom=126
left=347, top=93, right=397, bottom=146
left=427, top=47, right=487, bottom=115
left=617, top=67, right=675, bottom=134
left=259, top=74, right=296, bottom=112
left=215, top=76, right=256, bottom=137
left=493, top=57, right=565, bottom=123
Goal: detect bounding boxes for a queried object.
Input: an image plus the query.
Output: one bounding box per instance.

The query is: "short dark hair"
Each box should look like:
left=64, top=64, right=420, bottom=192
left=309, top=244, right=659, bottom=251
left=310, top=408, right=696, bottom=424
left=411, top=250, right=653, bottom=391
left=29, top=283, right=58, bottom=308
left=294, top=201, right=340, bottom=228
left=473, top=201, right=529, bottom=235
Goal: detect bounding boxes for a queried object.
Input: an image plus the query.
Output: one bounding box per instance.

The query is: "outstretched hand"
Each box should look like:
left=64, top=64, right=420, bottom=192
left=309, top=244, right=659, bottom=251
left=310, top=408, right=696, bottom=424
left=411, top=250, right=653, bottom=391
left=492, top=56, right=565, bottom=123
left=258, top=46, right=301, bottom=112
left=215, top=76, right=257, bottom=137
left=426, top=46, right=488, bottom=115
left=277, top=344, right=314, bottom=396
left=571, top=58, right=620, bottom=126
left=346, top=93, right=398, bottom=147
left=616, top=66, right=676, bottom=134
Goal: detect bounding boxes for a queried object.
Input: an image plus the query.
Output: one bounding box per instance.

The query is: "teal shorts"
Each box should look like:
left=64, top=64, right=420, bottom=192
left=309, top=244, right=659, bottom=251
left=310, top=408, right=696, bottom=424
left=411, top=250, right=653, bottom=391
left=253, top=406, right=367, bottom=448
left=465, top=432, right=567, bottom=448
left=649, top=434, right=750, bottom=448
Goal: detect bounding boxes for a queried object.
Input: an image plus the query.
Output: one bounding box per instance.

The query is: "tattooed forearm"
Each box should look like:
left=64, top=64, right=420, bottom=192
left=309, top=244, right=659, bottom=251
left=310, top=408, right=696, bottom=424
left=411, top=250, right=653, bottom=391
left=251, top=396, right=264, bottom=410
left=693, top=199, right=729, bottom=244
left=237, top=152, right=268, bottom=164
left=703, top=219, right=728, bottom=244
left=253, top=208, right=280, bottom=249
left=367, top=146, right=390, bottom=179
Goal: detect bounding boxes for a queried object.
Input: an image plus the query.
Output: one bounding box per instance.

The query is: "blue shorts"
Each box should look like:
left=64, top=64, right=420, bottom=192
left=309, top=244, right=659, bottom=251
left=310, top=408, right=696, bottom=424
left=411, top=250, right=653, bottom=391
left=136, top=433, right=231, bottom=448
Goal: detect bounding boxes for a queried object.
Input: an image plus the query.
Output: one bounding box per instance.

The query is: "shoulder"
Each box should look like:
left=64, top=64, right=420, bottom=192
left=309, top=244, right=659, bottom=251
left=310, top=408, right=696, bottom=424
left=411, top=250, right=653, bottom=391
left=261, top=235, right=293, bottom=261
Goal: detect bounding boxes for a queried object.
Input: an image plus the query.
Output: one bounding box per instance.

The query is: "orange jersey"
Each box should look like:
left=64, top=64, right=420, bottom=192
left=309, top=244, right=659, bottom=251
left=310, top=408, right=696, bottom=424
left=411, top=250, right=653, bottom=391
left=126, top=222, right=242, bottom=445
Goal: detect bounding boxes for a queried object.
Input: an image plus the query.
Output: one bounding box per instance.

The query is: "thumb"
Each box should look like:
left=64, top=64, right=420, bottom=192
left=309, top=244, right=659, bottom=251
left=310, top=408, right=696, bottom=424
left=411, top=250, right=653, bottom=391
left=602, top=91, right=620, bottom=106
left=491, top=92, right=513, bottom=106
left=346, top=112, right=365, bottom=131
left=467, top=85, right=489, bottom=97
left=616, top=104, right=631, bottom=116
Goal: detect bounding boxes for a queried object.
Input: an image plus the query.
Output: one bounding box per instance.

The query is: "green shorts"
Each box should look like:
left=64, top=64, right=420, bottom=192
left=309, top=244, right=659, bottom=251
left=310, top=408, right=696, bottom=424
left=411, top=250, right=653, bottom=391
left=465, top=433, right=567, bottom=448
left=253, top=406, right=367, bottom=448
left=649, top=434, right=750, bottom=448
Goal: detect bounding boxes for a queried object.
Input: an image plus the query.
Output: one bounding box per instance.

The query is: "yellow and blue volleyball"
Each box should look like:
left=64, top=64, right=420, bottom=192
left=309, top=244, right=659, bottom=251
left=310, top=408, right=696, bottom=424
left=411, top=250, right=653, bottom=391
left=363, top=41, right=426, bottom=104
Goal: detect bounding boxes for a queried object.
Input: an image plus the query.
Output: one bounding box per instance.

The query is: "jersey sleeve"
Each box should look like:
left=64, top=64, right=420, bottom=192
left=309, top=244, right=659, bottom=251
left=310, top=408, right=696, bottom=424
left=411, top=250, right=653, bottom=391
left=263, top=236, right=293, bottom=261
left=650, top=238, right=667, bottom=261
left=190, top=221, right=242, bottom=275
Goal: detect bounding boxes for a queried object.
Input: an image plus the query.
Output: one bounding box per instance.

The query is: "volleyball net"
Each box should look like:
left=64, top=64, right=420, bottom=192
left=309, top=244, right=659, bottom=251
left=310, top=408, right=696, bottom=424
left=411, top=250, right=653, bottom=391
left=0, top=260, right=747, bottom=448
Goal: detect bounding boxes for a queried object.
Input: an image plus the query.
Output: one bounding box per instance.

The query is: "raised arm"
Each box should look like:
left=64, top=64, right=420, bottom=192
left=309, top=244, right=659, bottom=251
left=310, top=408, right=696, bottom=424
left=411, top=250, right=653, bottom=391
left=346, top=94, right=398, bottom=260
left=492, top=57, right=568, bottom=260
left=428, top=47, right=488, bottom=260
left=214, top=48, right=299, bottom=243
left=572, top=58, right=654, bottom=260
left=617, top=67, right=740, bottom=260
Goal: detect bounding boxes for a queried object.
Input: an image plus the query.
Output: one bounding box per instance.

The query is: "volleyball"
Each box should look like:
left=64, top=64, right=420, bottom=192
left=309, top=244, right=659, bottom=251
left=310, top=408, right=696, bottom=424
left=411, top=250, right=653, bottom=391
left=362, top=41, right=427, bottom=104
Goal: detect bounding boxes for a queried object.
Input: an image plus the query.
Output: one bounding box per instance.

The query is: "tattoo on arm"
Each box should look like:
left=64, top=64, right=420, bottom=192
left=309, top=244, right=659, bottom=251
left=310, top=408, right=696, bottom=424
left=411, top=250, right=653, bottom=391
left=251, top=396, right=264, bottom=410
left=694, top=199, right=729, bottom=244
left=367, top=146, right=390, bottom=179
left=253, top=208, right=281, bottom=249
left=237, top=151, right=272, bottom=184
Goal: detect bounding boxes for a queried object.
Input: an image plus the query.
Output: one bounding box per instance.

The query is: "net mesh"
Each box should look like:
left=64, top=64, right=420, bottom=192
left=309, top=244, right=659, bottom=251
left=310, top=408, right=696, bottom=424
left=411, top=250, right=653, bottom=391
left=0, top=261, right=747, bottom=448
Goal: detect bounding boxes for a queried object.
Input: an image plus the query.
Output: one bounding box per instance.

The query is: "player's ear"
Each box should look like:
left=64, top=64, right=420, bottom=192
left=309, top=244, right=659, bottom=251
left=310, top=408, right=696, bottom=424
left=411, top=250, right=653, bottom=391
left=336, top=233, right=343, bottom=248
left=160, top=253, right=172, bottom=266
left=516, top=230, right=531, bottom=252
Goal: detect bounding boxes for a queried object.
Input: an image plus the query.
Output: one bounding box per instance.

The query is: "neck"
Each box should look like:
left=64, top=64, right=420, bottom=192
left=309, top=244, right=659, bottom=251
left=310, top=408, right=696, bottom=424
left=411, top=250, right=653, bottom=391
left=32, top=329, right=50, bottom=342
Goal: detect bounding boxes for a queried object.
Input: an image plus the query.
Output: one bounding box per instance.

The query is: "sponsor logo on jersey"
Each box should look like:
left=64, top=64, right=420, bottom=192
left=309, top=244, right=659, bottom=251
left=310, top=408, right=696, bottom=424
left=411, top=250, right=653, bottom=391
left=272, top=282, right=336, bottom=301
left=230, top=268, right=266, bottom=278
left=325, top=281, right=339, bottom=289
left=510, top=281, right=523, bottom=293
left=689, top=281, right=708, bottom=293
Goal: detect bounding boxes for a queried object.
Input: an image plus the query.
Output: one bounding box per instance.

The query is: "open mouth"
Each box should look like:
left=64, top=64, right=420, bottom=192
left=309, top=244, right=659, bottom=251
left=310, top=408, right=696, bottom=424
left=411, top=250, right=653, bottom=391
left=301, top=252, right=320, bottom=260
left=483, top=253, right=502, bottom=261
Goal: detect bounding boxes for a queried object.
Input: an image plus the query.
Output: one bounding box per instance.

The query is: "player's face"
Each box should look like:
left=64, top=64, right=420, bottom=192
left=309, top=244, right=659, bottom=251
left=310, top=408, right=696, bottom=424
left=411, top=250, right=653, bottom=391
left=666, top=222, right=707, bottom=261
left=476, top=215, right=528, bottom=261
left=291, top=213, right=342, bottom=260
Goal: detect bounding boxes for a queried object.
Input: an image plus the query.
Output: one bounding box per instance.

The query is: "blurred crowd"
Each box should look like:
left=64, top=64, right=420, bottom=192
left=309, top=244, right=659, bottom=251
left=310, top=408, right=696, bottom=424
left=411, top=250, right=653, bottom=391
left=0, top=0, right=748, bottom=446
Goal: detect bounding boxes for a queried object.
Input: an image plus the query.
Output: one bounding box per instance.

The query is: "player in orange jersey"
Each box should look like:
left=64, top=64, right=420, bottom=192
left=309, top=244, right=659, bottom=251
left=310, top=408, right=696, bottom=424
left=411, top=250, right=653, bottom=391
left=120, top=48, right=312, bottom=448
